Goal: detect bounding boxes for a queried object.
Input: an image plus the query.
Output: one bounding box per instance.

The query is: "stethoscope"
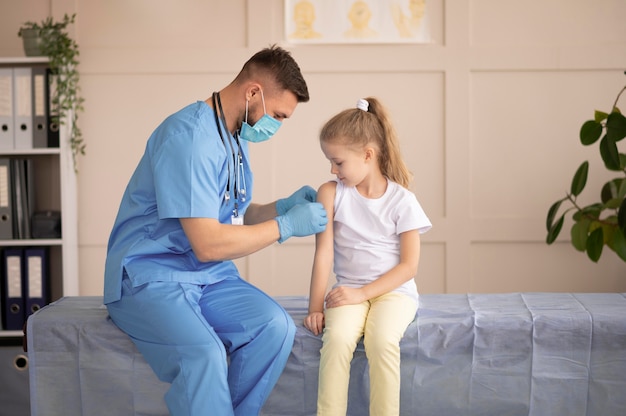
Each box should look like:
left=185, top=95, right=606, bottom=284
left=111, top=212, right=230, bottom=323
left=212, top=92, right=246, bottom=218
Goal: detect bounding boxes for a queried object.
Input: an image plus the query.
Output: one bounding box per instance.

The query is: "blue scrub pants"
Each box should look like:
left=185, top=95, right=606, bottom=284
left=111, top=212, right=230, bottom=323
left=106, top=274, right=296, bottom=416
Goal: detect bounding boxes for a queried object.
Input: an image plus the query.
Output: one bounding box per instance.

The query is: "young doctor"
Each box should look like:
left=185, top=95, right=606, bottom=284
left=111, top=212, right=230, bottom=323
left=104, top=45, right=328, bottom=416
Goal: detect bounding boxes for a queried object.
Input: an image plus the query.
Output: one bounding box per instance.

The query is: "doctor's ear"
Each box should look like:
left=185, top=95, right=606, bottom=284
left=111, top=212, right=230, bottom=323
left=246, top=84, right=262, bottom=100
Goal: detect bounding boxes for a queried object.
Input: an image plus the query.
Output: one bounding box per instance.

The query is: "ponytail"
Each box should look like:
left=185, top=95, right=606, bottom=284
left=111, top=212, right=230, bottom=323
left=320, top=97, right=412, bottom=188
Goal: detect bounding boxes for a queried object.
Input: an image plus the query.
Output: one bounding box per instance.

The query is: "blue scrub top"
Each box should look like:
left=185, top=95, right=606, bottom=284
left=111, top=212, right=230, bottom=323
left=104, top=101, right=253, bottom=304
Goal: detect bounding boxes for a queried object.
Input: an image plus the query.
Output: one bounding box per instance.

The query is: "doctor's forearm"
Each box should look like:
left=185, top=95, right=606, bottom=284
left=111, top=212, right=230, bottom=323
left=181, top=217, right=280, bottom=262
left=200, top=222, right=280, bottom=261
left=244, top=202, right=279, bottom=225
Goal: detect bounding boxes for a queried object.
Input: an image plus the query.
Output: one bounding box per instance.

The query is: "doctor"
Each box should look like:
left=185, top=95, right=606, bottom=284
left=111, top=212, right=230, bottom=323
left=104, top=45, right=327, bottom=416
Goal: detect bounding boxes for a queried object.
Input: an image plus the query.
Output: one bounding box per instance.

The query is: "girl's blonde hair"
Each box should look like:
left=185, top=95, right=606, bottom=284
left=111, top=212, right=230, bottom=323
left=319, top=97, right=412, bottom=188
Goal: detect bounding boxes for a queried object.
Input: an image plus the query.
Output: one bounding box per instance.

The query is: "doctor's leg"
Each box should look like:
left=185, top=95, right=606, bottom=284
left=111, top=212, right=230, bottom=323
left=199, top=277, right=296, bottom=416
left=106, top=277, right=233, bottom=416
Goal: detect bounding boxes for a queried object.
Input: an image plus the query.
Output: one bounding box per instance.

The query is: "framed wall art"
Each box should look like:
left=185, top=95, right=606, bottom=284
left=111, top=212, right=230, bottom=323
left=284, top=0, right=431, bottom=44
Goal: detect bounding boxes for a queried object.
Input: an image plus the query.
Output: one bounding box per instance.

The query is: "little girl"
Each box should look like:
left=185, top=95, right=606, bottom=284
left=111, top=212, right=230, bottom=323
left=304, top=97, right=432, bottom=415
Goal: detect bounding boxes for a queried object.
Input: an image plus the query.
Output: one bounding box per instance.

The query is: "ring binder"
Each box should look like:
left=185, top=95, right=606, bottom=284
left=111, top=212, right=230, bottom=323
left=24, top=247, right=49, bottom=316
left=0, top=68, right=14, bottom=150
left=2, top=248, right=24, bottom=330
left=32, top=66, right=48, bottom=148
left=13, top=67, right=33, bottom=149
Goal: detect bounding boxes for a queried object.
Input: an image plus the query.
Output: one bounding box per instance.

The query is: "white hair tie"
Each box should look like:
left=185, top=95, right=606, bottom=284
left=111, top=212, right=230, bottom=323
left=356, top=99, right=369, bottom=112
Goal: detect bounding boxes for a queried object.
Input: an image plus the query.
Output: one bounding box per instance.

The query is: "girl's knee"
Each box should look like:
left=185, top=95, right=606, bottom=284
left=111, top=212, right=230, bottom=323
left=322, top=327, right=361, bottom=352
left=363, top=335, right=400, bottom=357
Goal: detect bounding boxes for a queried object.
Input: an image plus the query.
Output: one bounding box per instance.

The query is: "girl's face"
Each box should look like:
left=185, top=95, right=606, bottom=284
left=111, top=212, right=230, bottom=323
left=320, top=139, right=371, bottom=187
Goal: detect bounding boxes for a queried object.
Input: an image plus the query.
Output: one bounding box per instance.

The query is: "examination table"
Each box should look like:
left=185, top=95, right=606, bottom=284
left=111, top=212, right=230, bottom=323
left=26, top=293, right=626, bottom=415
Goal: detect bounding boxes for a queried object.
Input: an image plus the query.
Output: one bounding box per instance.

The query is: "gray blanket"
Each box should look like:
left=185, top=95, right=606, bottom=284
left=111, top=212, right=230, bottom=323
left=27, top=293, right=626, bottom=415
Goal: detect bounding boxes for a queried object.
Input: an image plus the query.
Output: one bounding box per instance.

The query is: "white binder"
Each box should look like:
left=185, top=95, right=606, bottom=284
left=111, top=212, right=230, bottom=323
left=13, top=67, right=33, bottom=149
left=0, top=68, right=13, bottom=150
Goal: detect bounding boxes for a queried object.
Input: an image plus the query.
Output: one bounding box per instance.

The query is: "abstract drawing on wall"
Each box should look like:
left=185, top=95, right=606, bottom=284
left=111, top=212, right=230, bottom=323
left=285, top=0, right=431, bottom=44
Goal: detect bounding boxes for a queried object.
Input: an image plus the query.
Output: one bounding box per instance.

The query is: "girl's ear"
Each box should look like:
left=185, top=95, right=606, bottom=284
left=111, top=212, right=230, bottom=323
left=364, top=147, right=375, bottom=162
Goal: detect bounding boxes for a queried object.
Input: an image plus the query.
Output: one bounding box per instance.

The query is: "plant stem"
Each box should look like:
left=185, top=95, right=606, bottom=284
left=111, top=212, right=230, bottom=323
left=565, top=193, right=617, bottom=226
left=612, top=85, right=626, bottom=111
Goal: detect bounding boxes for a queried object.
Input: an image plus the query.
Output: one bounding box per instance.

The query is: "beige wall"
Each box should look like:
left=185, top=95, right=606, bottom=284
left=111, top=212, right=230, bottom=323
left=1, top=0, right=625, bottom=297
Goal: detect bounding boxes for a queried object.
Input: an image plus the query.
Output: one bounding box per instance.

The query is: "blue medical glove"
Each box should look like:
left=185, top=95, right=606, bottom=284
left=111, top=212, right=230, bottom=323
left=276, top=203, right=328, bottom=243
left=275, top=185, right=318, bottom=216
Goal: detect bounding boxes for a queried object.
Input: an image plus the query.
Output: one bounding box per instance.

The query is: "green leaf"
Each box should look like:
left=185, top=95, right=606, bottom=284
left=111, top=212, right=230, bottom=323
left=586, top=227, right=604, bottom=262
left=546, top=214, right=565, bottom=244
left=580, top=120, right=603, bottom=145
left=571, top=219, right=590, bottom=251
left=610, top=229, right=626, bottom=262
left=570, top=161, right=589, bottom=196
left=618, top=178, right=626, bottom=199
left=594, top=110, right=609, bottom=123
left=601, top=179, right=621, bottom=203
left=606, top=111, right=626, bottom=142
left=546, top=200, right=563, bottom=231
left=580, top=203, right=603, bottom=220
left=573, top=210, right=582, bottom=221
left=606, top=198, right=624, bottom=209
left=618, top=198, right=626, bottom=235
left=600, top=135, right=621, bottom=170
left=601, top=222, right=616, bottom=244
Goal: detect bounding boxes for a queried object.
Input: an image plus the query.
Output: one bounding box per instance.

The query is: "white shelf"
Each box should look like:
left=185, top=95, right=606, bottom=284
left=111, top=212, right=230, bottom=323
left=0, top=148, right=60, bottom=156
left=0, top=239, right=62, bottom=246
left=0, top=330, right=22, bottom=338
left=0, top=58, right=78, bottom=337
left=0, top=57, right=48, bottom=64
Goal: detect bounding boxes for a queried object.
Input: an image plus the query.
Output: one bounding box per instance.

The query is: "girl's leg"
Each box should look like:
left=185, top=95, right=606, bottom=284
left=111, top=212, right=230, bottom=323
left=317, top=302, right=369, bottom=416
left=364, top=293, right=417, bottom=416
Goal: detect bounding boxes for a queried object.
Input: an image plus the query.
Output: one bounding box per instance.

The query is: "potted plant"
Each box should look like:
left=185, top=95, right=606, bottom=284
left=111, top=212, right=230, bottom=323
left=546, top=72, right=626, bottom=262
left=18, top=13, right=85, bottom=172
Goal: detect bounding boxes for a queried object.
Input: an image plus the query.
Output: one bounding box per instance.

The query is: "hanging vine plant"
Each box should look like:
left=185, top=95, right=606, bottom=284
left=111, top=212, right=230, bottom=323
left=18, top=13, right=85, bottom=172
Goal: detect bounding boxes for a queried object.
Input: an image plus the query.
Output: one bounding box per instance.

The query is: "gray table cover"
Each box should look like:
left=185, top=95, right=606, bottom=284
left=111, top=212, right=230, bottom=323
left=27, top=293, right=626, bottom=416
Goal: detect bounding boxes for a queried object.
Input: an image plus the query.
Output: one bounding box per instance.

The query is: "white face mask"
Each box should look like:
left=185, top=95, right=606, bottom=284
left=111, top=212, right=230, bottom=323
left=239, top=90, right=282, bottom=143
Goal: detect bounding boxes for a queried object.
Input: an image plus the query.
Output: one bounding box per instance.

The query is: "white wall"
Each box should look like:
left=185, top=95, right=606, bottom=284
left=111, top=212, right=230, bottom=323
left=1, top=0, right=625, bottom=297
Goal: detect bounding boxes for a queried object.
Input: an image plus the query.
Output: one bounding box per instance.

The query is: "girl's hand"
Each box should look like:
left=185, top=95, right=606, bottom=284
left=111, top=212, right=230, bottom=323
left=304, top=312, right=325, bottom=336
left=325, top=286, right=367, bottom=309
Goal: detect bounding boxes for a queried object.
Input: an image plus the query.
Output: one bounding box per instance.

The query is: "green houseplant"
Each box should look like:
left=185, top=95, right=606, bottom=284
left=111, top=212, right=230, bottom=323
left=546, top=73, right=626, bottom=262
left=18, top=13, right=85, bottom=172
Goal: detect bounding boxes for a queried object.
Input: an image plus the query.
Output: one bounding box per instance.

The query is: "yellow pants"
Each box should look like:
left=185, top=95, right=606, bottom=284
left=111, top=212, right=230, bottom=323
left=317, top=292, right=418, bottom=416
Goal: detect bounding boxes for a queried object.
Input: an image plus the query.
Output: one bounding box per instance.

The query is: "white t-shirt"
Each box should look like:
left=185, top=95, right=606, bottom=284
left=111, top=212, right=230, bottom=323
left=332, top=179, right=432, bottom=302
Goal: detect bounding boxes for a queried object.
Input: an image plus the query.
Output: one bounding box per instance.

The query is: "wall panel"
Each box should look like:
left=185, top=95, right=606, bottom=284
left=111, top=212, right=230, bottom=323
left=470, top=70, right=625, bottom=221
left=1, top=0, right=624, bottom=296
left=470, top=0, right=626, bottom=47
left=470, top=242, right=626, bottom=293
left=77, top=0, right=247, bottom=49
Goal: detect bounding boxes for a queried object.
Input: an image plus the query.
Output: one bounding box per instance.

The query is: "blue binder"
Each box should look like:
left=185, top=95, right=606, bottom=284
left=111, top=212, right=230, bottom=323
left=24, top=247, right=48, bottom=316
left=2, top=247, right=24, bottom=330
